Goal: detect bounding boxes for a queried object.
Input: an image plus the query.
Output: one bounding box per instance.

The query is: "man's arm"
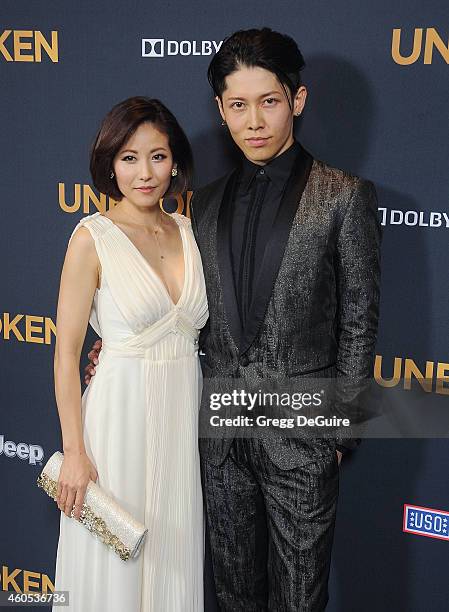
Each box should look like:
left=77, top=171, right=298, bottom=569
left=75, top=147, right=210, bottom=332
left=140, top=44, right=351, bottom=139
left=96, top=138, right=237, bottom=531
left=334, top=178, right=382, bottom=454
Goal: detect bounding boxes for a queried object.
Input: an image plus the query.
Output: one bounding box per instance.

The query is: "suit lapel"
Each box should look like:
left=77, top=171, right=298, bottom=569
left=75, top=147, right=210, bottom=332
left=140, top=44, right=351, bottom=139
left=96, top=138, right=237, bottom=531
left=240, top=146, right=314, bottom=354
left=216, top=169, right=242, bottom=348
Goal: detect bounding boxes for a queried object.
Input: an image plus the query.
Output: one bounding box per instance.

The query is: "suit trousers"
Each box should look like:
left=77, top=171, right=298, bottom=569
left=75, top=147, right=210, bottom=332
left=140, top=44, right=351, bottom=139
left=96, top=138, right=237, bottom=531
left=202, top=438, right=339, bottom=611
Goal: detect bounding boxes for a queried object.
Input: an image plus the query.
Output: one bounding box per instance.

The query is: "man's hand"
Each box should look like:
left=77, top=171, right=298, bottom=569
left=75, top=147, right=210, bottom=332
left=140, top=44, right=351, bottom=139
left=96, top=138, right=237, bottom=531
left=336, top=450, right=343, bottom=466
left=84, top=339, right=102, bottom=385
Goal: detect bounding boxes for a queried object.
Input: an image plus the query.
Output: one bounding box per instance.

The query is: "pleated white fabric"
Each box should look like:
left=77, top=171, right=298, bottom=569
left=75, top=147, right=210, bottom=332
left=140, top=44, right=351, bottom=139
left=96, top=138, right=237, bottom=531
left=53, top=212, right=208, bottom=612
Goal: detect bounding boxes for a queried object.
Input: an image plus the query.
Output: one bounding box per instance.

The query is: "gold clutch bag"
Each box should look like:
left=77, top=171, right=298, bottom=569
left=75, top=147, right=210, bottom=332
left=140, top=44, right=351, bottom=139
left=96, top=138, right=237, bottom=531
left=37, top=451, right=147, bottom=561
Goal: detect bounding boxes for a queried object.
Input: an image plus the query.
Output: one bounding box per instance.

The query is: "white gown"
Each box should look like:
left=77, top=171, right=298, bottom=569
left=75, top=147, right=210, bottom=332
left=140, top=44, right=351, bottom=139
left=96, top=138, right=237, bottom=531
left=53, top=212, right=208, bottom=612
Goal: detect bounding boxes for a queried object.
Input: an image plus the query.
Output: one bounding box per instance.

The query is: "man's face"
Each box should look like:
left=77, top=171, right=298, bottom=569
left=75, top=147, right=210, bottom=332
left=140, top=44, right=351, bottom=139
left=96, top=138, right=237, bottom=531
left=217, top=65, right=307, bottom=166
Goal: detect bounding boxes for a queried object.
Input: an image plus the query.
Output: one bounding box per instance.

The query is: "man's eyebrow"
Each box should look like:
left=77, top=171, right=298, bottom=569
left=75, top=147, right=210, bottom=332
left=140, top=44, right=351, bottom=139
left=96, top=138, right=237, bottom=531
left=226, top=90, right=282, bottom=101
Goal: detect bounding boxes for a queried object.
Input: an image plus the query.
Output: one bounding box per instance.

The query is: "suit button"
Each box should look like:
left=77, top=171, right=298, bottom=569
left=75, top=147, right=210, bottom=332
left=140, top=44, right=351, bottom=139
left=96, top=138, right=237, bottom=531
left=239, top=355, right=250, bottom=367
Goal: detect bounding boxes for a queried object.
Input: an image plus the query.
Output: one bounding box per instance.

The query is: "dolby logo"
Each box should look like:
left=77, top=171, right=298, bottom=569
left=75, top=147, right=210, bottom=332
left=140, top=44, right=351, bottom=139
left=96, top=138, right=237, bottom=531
left=142, top=38, right=223, bottom=58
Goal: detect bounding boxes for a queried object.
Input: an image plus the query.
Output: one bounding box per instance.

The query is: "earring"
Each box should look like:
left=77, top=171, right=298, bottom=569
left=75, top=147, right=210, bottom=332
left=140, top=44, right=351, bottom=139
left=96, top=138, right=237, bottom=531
left=110, top=171, right=115, bottom=179
left=171, top=167, right=178, bottom=177
left=221, top=120, right=226, bottom=126
left=295, top=112, right=301, bottom=117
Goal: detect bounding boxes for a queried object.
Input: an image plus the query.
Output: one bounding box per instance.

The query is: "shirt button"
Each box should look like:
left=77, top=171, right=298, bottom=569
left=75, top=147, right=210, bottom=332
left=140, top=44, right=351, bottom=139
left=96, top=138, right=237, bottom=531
left=259, top=169, right=265, bottom=175
left=239, top=355, right=250, bottom=367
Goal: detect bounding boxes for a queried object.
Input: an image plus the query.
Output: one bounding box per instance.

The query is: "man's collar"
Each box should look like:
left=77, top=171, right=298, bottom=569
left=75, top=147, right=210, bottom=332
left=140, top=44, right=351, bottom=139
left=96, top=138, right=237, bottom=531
left=239, top=140, right=301, bottom=193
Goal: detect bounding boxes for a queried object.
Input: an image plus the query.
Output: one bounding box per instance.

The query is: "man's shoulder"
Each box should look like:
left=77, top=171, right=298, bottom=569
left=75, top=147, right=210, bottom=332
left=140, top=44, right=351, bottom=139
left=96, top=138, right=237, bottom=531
left=311, top=158, right=374, bottom=195
left=312, top=159, right=371, bottom=189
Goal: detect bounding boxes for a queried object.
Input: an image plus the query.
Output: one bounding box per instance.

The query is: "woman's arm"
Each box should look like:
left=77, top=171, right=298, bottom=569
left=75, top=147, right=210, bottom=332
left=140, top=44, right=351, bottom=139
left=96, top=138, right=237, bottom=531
left=54, top=226, right=100, bottom=519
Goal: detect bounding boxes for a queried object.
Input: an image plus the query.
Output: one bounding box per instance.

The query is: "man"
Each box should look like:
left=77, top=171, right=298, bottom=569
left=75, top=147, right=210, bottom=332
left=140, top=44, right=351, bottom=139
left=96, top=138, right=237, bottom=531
left=190, top=28, right=380, bottom=611
left=87, top=28, right=381, bottom=611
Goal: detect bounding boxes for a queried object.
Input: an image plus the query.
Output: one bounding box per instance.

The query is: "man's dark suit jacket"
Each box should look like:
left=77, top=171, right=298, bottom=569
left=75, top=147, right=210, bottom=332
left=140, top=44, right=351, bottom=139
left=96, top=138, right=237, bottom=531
left=190, top=147, right=381, bottom=469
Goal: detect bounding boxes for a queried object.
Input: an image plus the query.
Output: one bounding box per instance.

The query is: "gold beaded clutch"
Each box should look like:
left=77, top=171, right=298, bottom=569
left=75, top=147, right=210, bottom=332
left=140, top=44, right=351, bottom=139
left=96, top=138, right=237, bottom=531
left=37, top=451, right=147, bottom=561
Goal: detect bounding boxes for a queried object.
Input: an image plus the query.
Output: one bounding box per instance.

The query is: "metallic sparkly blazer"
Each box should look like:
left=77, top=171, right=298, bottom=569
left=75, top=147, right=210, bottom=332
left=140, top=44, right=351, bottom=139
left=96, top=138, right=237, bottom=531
left=190, top=146, right=382, bottom=469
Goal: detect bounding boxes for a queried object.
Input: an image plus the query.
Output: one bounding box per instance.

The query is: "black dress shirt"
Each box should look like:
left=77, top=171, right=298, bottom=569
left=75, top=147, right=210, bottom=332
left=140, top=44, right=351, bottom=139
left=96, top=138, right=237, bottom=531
left=231, top=140, right=301, bottom=329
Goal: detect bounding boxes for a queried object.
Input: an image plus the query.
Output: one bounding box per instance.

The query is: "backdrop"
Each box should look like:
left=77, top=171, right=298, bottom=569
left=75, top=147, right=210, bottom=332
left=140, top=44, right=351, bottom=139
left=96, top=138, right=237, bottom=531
left=1, top=1, right=449, bottom=610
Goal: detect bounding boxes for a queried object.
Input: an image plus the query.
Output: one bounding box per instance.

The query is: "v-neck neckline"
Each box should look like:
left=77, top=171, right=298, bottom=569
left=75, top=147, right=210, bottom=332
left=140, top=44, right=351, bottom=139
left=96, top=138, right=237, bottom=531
left=99, top=213, right=187, bottom=308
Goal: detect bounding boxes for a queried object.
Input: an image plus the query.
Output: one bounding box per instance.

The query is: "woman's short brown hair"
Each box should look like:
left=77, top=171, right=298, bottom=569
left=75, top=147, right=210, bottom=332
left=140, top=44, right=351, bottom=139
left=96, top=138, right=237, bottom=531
left=90, top=96, right=193, bottom=201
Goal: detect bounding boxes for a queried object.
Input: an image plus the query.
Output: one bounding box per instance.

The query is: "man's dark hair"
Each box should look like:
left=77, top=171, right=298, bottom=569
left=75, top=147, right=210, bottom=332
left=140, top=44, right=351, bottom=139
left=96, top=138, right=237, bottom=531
left=90, top=96, right=193, bottom=201
left=207, top=28, right=305, bottom=104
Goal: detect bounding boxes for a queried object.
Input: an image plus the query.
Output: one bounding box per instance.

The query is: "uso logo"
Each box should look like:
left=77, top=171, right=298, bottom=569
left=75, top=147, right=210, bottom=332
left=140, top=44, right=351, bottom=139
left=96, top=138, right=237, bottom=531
left=403, top=504, right=449, bottom=542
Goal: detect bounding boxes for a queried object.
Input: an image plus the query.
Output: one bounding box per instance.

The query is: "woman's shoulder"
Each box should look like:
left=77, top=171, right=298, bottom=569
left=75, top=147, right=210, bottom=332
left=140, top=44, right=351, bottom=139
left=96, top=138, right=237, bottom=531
left=69, top=212, right=111, bottom=244
left=68, top=224, right=97, bottom=257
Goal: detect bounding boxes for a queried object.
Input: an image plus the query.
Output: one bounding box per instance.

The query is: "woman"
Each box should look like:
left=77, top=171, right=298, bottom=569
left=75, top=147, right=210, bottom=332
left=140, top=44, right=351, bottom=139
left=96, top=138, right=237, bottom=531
left=53, top=97, right=208, bottom=611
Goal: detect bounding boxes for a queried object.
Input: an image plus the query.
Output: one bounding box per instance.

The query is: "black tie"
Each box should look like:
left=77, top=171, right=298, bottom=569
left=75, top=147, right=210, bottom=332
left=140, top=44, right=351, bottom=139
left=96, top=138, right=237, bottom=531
left=237, top=169, right=270, bottom=328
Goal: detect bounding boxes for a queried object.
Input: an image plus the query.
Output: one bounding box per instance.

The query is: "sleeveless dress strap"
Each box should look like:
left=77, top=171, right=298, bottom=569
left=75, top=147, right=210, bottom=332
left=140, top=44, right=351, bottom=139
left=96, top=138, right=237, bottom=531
left=68, top=212, right=118, bottom=278
left=171, top=212, right=192, bottom=230
left=69, top=212, right=110, bottom=244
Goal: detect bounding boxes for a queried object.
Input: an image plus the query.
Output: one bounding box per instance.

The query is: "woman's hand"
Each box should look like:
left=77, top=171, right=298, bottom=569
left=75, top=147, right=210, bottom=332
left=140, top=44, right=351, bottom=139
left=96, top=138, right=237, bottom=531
left=56, top=451, right=98, bottom=519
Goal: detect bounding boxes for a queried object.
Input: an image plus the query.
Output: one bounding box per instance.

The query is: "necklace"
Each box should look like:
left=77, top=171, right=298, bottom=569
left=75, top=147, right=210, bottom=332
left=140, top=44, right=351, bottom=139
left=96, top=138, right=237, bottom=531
left=153, top=226, right=165, bottom=260
left=125, top=209, right=166, bottom=261
left=113, top=207, right=168, bottom=261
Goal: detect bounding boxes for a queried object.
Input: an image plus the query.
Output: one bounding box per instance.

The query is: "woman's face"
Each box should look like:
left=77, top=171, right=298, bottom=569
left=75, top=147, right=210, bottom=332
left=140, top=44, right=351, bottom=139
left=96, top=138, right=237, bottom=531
left=113, top=122, right=175, bottom=209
